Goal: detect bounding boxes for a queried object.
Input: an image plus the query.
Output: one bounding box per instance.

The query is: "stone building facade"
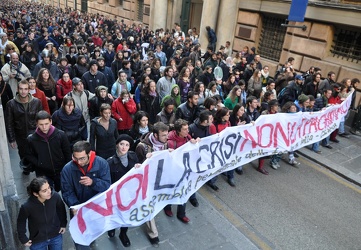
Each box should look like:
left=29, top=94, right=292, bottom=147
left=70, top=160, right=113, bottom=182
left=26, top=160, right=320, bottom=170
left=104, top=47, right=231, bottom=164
left=40, top=0, right=361, bottom=80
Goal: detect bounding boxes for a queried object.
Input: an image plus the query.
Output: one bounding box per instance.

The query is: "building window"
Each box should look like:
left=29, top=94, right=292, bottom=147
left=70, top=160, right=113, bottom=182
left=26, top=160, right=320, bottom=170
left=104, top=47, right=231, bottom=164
left=119, top=0, right=123, bottom=7
left=258, top=15, right=287, bottom=62
left=331, top=27, right=361, bottom=63
left=137, top=0, right=144, bottom=21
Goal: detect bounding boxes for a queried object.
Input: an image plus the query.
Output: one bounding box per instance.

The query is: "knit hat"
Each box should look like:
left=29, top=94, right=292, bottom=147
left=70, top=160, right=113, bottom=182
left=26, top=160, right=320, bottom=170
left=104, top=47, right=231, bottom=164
left=96, top=56, right=105, bottom=62
left=89, top=59, right=98, bottom=67
left=298, top=94, right=309, bottom=104
left=116, top=134, right=134, bottom=148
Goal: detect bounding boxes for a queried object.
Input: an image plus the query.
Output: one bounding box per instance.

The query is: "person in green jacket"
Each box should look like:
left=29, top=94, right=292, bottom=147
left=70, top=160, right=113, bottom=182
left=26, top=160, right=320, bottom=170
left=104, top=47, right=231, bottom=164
left=224, top=85, right=242, bottom=110
left=161, top=84, right=181, bottom=110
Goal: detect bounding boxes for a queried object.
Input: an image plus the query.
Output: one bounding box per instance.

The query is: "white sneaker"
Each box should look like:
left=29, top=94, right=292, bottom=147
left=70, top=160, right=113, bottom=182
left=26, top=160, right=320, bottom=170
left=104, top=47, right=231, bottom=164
left=270, top=162, right=279, bottom=169
left=289, top=159, right=300, bottom=166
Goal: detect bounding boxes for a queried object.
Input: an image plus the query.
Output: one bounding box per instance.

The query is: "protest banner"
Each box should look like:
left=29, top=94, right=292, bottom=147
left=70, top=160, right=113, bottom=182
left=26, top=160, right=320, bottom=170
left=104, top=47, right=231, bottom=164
left=69, top=93, right=352, bottom=245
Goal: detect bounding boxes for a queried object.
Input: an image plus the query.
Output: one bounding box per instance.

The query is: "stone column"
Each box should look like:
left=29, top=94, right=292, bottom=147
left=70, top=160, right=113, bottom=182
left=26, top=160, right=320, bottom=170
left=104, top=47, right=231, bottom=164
left=151, top=0, right=168, bottom=30
left=216, top=0, right=238, bottom=53
left=199, top=0, right=220, bottom=52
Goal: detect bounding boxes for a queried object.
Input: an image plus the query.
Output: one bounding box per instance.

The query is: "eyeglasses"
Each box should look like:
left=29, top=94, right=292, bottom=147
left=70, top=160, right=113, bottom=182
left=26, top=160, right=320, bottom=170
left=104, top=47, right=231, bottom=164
left=8, top=48, right=14, bottom=50
left=72, top=155, right=88, bottom=162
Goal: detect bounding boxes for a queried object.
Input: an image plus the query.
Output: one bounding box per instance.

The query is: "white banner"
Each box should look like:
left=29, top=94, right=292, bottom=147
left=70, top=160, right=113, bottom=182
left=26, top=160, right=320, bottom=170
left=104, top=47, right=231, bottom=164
left=69, top=94, right=352, bottom=245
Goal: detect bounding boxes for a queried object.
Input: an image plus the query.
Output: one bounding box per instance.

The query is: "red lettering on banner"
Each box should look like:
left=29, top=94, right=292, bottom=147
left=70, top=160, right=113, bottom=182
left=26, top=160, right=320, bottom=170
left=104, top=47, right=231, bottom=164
left=116, top=164, right=149, bottom=211
left=239, top=129, right=257, bottom=151
left=77, top=189, right=114, bottom=233
left=257, top=124, right=273, bottom=148
left=274, top=122, right=290, bottom=147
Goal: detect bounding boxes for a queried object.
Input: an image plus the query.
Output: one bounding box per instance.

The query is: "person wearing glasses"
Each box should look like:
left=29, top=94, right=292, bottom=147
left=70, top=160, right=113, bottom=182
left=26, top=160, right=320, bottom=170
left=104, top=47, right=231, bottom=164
left=61, top=140, right=111, bottom=250
left=1, top=51, right=31, bottom=96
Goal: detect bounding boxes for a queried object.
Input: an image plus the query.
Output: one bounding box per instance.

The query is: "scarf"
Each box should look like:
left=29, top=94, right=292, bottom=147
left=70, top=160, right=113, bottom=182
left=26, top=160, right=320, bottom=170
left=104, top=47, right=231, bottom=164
left=149, top=90, right=157, bottom=97
left=149, top=133, right=165, bottom=151
left=35, top=125, right=56, bottom=141
left=139, top=126, right=149, bottom=135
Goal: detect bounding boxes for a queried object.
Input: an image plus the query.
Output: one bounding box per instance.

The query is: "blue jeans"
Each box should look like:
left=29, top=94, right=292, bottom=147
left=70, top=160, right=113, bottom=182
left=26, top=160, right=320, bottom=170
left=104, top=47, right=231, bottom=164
left=30, top=234, right=62, bottom=250
left=339, top=121, right=345, bottom=134
left=270, top=153, right=282, bottom=164
left=312, top=141, right=320, bottom=152
left=322, top=136, right=330, bottom=146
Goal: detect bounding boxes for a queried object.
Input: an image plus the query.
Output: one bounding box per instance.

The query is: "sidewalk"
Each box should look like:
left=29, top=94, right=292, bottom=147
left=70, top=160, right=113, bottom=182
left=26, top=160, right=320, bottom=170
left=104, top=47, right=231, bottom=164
left=297, top=129, right=361, bottom=186
left=10, top=148, right=259, bottom=250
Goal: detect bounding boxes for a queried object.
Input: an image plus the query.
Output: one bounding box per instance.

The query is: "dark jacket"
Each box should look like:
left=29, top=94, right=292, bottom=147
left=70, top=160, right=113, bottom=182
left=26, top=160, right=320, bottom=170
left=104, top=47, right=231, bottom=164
left=140, top=92, right=161, bottom=125
left=304, top=82, right=320, bottom=99
left=82, top=71, right=108, bottom=93
left=188, top=118, right=211, bottom=139
left=107, top=151, right=139, bottom=184
left=73, top=63, right=88, bottom=78
left=52, top=107, right=87, bottom=147
left=245, top=107, right=260, bottom=124
left=17, top=191, right=67, bottom=244
left=88, top=92, right=113, bottom=120
left=98, top=66, right=115, bottom=90
left=90, top=117, right=118, bottom=160
left=175, top=101, right=198, bottom=123
left=27, top=126, right=71, bottom=176
left=61, top=151, right=111, bottom=207
left=135, top=133, right=168, bottom=163
left=5, top=94, right=42, bottom=142
left=279, top=81, right=302, bottom=106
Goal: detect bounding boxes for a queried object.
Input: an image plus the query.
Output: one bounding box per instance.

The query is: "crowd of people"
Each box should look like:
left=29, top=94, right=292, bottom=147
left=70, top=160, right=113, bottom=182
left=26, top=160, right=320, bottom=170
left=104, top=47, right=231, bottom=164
left=1, top=1, right=361, bottom=249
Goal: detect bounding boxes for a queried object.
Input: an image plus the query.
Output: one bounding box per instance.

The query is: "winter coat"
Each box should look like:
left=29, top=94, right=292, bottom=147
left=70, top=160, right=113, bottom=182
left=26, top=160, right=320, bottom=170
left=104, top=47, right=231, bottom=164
left=33, top=61, right=60, bottom=81
left=111, top=97, right=137, bottom=131
left=167, top=130, right=192, bottom=149
left=56, top=78, right=73, bottom=103
left=175, top=101, right=198, bottom=123
left=61, top=151, right=111, bottom=207
left=5, top=94, right=42, bottom=142
left=140, top=92, right=161, bottom=125
left=52, top=107, right=87, bottom=147
left=17, top=191, right=67, bottom=244
left=1, top=61, right=32, bottom=96
left=188, top=119, right=211, bottom=139
left=90, top=117, right=118, bottom=160
left=107, top=151, right=139, bottom=184
left=27, top=126, right=71, bottom=176
left=81, top=71, right=108, bottom=93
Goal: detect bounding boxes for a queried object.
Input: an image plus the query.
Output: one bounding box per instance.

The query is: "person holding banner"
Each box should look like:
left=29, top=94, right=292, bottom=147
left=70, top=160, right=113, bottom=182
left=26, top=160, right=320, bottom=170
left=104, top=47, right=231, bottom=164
left=135, top=122, right=170, bottom=247
left=209, top=107, right=234, bottom=187
left=164, top=119, right=199, bottom=223
left=107, top=134, right=141, bottom=246
left=61, top=141, right=111, bottom=250
left=349, top=78, right=361, bottom=135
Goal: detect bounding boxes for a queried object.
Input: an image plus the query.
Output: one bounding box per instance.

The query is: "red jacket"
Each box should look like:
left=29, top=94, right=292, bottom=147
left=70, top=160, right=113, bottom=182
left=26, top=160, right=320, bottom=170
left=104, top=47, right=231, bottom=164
left=328, top=95, right=341, bottom=105
left=167, top=130, right=192, bottom=149
left=209, top=121, right=231, bottom=135
left=32, top=88, right=51, bottom=114
left=56, top=78, right=73, bottom=101
left=111, top=97, right=137, bottom=130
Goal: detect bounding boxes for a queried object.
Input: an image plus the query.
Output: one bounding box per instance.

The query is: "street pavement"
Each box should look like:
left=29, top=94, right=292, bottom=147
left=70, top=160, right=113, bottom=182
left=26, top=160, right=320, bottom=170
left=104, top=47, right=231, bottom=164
left=9, top=127, right=361, bottom=250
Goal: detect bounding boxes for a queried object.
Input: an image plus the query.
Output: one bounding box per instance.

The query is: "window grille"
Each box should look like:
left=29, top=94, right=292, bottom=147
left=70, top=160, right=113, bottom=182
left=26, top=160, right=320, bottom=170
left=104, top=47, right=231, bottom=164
left=331, top=28, right=361, bottom=63
left=258, top=15, right=287, bottom=62
left=137, top=0, right=144, bottom=21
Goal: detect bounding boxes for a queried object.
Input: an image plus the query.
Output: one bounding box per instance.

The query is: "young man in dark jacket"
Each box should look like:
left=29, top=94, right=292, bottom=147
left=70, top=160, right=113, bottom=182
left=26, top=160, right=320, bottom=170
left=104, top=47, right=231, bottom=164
left=27, top=111, right=71, bottom=191
left=5, top=79, right=43, bottom=175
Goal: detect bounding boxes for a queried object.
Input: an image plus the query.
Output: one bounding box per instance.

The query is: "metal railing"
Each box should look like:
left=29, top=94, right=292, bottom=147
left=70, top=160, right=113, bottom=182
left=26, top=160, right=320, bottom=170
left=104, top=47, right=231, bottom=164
left=259, top=15, right=287, bottom=62
left=330, top=28, right=361, bottom=63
